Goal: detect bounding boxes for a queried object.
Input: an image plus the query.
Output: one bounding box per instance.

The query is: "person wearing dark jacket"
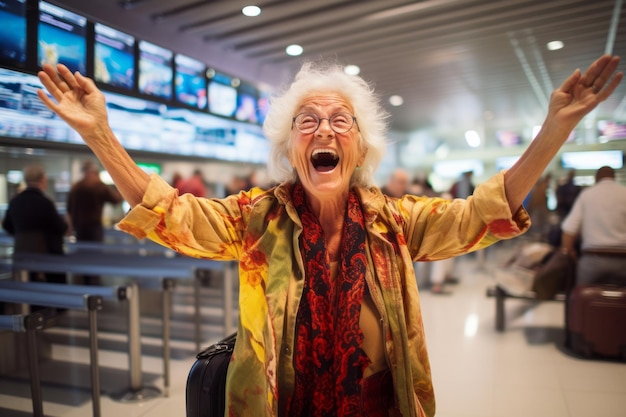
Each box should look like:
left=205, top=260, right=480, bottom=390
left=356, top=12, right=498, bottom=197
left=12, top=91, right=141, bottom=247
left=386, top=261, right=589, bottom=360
left=2, top=164, right=68, bottom=283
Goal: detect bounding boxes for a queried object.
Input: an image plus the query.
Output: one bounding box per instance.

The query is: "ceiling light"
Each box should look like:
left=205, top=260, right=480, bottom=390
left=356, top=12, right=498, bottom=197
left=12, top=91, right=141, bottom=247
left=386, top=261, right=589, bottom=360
left=546, top=40, right=564, bottom=51
left=242, top=6, right=261, bottom=17
left=389, top=95, right=404, bottom=106
left=344, top=65, right=360, bottom=75
left=465, top=130, right=481, bottom=148
left=285, top=44, right=303, bottom=56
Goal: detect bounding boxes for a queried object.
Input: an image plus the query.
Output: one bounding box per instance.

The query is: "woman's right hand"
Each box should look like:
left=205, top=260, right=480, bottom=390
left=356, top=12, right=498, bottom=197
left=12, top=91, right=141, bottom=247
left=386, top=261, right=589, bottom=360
left=37, top=63, right=110, bottom=143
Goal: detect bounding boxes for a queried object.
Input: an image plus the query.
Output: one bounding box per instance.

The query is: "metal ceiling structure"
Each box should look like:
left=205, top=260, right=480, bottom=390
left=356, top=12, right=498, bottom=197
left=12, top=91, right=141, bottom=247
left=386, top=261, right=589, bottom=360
left=52, top=0, right=626, bottom=150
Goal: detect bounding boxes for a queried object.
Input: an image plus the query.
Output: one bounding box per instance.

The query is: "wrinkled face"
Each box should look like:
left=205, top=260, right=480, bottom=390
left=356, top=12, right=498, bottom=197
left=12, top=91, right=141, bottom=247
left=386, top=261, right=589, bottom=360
left=289, top=93, right=366, bottom=200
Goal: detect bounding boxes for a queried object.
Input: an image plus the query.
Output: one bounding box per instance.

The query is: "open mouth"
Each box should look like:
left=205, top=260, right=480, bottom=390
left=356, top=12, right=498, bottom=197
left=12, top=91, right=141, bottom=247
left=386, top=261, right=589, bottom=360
left=311, top=149, right=339, bottom=172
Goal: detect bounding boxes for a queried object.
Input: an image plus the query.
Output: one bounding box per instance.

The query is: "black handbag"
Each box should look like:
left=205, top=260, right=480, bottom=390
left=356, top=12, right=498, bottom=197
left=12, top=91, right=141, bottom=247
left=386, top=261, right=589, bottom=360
left=186, top=332, right=237, bottom=417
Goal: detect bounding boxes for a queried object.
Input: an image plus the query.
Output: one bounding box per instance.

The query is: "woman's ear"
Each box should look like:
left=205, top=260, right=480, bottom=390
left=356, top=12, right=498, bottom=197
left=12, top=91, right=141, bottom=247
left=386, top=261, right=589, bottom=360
left=358, top=146, right=368, bottom=167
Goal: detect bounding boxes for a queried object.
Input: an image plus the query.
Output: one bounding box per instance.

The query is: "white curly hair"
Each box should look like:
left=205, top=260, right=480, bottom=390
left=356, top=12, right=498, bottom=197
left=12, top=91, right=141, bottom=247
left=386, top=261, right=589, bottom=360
left=263, top=61, right=389, bottom=187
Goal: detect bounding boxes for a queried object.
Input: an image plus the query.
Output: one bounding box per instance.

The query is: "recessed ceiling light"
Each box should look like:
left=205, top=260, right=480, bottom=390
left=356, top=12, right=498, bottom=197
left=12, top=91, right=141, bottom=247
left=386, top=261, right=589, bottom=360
left=344, top=64, right=360, bottom=75
left=465, top=130, right=481, bottom=148
left=546, top=40, right=564, bottom=51
left=285, top=44, right=303, bottom=56
left=389, top=95, right=404, bottom=106
left=242, top=6, right=261, bottom=17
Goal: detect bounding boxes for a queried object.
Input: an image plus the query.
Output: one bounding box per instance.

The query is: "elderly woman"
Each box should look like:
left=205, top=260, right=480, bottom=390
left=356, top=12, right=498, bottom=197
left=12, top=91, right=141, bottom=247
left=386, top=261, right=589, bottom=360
left=37, top=54, right=621, bottom=417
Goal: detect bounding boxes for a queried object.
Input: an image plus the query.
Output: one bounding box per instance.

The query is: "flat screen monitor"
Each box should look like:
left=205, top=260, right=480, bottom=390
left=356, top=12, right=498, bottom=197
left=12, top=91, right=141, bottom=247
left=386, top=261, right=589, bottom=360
left=94, top=23, right=135, bottom=90
left=235, top=82, right=258, bottom=123
left=432, top=159, right=484, bottom=179
left=7, top=169, right=23, bottom=184
left=496, top=130, right=522, bottom=147
left=257, top=89, right=270, bottom=124
left=0, top=0, right=27, bottom=67
left=597, top=120, right=626, bottom=141
left=174, top=54, right=207, bottom=109
left=38, top=1, right=87, bottom=74
left=207, top=70, right=237, bottom=118
left=138, top=40, right=173, bottom=100
left=561, top=150, right=623, bottom=170
left=495, top=155, right=520, bottom=171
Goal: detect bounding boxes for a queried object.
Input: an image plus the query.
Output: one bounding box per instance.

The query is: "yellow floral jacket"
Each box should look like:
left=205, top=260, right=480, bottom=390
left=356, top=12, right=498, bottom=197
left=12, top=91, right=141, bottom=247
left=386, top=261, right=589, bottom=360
left=117, top=171, right=529, bottom=417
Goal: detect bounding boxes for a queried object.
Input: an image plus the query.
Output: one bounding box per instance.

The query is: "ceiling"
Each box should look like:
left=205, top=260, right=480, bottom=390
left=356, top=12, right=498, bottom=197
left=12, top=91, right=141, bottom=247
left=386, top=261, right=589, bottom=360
left=54, top=0, right=626, bottom=150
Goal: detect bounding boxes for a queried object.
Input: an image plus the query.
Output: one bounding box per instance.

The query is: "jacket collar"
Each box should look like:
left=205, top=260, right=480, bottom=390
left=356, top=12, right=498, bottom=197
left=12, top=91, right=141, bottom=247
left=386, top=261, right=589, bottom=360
left=273, top=181, right=386, bottom=226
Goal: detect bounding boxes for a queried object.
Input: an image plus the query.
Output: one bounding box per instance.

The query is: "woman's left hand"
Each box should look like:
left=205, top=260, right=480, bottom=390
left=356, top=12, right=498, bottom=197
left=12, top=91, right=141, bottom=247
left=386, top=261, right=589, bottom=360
left=545, top=54, right=622, bottom=133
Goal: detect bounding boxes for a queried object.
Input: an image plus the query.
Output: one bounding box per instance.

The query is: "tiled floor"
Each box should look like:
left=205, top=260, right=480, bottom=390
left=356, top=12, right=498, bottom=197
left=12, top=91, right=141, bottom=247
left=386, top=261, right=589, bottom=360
left=1, top=240, right=625, bottom=417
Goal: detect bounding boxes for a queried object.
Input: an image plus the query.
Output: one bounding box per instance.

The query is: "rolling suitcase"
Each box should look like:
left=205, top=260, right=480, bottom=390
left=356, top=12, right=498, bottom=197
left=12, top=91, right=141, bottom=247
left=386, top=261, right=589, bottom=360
left=186, top=332, right=237, bottom=417
left=566, top=285, right=626, bottom=360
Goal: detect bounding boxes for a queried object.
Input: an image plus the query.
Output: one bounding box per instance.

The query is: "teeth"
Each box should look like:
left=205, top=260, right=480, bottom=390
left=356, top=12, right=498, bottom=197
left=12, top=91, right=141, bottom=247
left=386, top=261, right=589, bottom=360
left=312, top=149, right=338, bottom=159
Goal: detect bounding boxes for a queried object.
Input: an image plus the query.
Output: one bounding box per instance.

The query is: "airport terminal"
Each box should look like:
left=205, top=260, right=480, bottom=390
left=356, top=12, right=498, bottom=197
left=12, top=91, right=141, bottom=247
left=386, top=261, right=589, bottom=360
left=1, top=1, right=625, bottom=416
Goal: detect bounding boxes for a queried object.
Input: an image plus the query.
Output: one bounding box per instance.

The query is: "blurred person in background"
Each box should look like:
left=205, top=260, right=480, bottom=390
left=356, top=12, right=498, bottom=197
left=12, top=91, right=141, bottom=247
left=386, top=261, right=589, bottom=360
left=381, top=168, right=410, bottom=197
left=555, top=169, right=581, bottom=221
left=67, top=159, right=123, bottom=284
left=561, top=166, right=626, bottom=287
left=178, top=168, right=209, bottom=197
left=2, top=164, right=68, bottom=284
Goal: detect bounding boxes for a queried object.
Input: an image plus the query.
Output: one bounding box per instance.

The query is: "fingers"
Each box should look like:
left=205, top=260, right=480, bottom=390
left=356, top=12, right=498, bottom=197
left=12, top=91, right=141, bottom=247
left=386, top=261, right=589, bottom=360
left=74, top=70, right=98, bottom=95
left=37, top=65, right=64, bottom=102
left=580, top=54, right=621, bottom=94
left=596, top=70, right=623, bottom=101
left=56, top=64, right=80, bottom=91
left=592, top=56, right=622, bottom=98
left=559, top=68, right=581, bottom=92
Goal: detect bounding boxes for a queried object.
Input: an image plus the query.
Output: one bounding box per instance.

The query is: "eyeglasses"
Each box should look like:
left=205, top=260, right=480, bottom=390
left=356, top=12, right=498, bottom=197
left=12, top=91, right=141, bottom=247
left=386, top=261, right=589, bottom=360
left=292, top=112, right=357, bottom=134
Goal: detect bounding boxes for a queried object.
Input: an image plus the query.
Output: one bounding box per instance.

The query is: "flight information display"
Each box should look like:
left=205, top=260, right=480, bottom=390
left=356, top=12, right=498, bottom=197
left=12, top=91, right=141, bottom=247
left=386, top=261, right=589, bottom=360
left=94, top=23, right=135, bottom=90
left=138, top=40, right=173, bottom=100
left=38, top=1, right=87, bottom=74
left=175, top=54, right=207, bottom=109
left=0, top=0, right=27, bottom=66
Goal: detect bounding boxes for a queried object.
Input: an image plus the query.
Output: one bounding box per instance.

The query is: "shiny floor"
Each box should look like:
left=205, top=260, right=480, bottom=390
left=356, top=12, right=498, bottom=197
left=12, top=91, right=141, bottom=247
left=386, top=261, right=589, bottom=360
left=1, top=239, right=626, bottom=417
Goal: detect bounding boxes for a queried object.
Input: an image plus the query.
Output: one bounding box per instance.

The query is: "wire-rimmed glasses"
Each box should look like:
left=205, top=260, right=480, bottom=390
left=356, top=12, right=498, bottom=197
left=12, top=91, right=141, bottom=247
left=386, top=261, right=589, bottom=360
left=292, top=112, right=357, bottom=134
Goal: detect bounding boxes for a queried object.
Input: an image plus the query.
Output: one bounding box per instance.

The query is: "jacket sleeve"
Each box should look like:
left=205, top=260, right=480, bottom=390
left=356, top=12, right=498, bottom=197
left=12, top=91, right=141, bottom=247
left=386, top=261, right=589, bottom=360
left=116, top=174, right=254, bottom=260
left=402, top=171, right=530, bottom=261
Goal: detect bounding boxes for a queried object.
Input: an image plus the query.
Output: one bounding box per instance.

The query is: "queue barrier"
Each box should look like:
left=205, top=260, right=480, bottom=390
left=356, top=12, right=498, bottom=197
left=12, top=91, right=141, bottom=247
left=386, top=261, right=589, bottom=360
left=9, top=250, right=236, bottom=401
left=0, top=288, right=103, bottom=417
left=0, top=311, right=46, bottom=417
left=486, top=285, right=566, bottom=331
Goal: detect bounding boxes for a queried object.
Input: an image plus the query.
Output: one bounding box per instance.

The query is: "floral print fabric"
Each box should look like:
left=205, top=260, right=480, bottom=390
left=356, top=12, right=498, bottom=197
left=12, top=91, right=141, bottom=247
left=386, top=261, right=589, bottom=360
left=116, top=171, right=530, bottom=417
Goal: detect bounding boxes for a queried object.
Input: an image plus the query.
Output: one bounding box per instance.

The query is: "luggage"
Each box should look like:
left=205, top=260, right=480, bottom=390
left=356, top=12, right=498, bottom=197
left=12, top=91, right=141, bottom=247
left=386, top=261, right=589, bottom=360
left=566, top=285, right=626, bottom=360
left=186, top=332, right=237, bottom=417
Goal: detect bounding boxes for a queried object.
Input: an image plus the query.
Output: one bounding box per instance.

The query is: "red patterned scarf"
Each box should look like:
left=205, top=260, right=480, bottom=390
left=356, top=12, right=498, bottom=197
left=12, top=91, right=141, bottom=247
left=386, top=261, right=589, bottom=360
left=287, top=182, right=370, bottom=416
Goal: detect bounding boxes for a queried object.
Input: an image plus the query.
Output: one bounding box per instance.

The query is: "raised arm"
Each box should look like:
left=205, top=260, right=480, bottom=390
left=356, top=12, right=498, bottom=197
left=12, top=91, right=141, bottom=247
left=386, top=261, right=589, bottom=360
left=504, top=54, right=622, bottom=213
left=37, top=63, right=149, bottom=207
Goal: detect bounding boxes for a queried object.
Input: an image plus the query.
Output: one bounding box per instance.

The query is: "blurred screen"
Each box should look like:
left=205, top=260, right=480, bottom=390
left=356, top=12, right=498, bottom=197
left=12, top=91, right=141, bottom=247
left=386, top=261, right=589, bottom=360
left=495, top=155, right=520, bottom=171
left=496, top=130, right=522, bottom=147
left=175, top=54, right=207, bottom=109
left=38, top=1, right=87, bottom=74
left=0, top=67, right=79, bottom=142
left=138, top=40, right=173, bottom=100
left=598, top=120, right=626, bottom=141
left=432, top=159, right=484, bottom=179
left=257, top=89, right=270, bottom=124
left=561, top=150, right=623, bottom=170
left=0, top=0, right=27, bottom=66
left=235, top=82, right=258, bottom=123
left=94, top=23, right=135, bottom=90
left=207, top=70, right=237, bottom=118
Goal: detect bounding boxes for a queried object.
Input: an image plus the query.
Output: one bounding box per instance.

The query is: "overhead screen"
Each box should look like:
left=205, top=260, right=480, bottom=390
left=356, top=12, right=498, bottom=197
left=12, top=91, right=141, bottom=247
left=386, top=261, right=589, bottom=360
left=0, top=66, right=269, bottom=163
left=0, top=0, right=28, bottom=67
left=175, top=54, right=207, bottom=109
left=38, top=1, right=87, bottom=74
left=138, top=40, right=173, bottom=100
left=561, top=150, right=623, bottom=170
left=94, top=23, right=135, bottom=90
